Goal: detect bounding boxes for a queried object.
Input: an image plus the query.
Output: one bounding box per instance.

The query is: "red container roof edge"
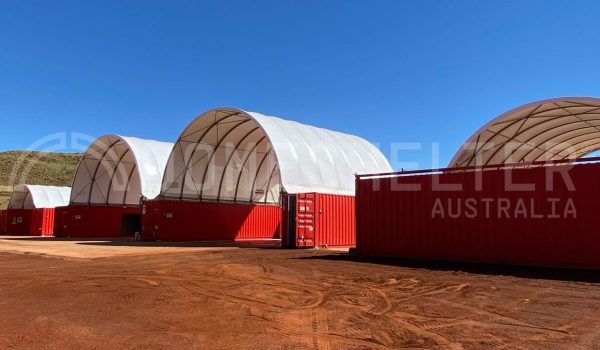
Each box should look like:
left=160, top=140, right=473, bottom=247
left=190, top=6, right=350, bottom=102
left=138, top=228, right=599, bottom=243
left=356, top=156, right=600, bottom=180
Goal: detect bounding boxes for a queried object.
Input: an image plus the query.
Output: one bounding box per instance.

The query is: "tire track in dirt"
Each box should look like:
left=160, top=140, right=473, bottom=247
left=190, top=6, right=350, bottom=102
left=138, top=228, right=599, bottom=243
left=430, top=298, right=571, bottom=336
left=393, top=283, right=471, bottom=304
left=310, top=309, right=332, bottom=350
left=2, top=246, right=600, bottom=349
left=389, top=315, right=465, bottom=350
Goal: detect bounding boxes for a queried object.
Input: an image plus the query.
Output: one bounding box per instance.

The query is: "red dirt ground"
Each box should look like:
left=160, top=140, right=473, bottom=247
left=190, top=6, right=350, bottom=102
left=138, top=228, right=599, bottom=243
left=0, top=239, right=599, bottom=349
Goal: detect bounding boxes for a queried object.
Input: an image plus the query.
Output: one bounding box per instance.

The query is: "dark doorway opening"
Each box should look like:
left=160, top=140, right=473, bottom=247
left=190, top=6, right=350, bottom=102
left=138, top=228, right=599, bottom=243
left=121, top=214, right=141, bottom=236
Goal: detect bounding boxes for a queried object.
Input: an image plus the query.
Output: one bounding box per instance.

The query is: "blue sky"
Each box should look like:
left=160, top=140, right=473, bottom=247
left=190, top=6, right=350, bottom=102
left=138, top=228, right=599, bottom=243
left=1, top=0, right=600, bottom=169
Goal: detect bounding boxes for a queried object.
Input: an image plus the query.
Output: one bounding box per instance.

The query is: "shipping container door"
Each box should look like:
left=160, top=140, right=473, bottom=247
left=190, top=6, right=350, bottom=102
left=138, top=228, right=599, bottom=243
left=44, top=208, right=55, bottom=236
left=54, top=208, right=70, bottom=237
left=296, top=193, right=316, bottom=248
left=141, top=202, right=160, bottom=241
left=141, top=203, right=149, bottom=239
left=30, top=209, right=44, bottom=236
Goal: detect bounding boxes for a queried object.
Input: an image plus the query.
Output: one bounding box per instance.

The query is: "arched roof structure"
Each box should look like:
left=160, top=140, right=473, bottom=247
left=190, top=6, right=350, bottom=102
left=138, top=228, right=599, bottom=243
left=161, top=107, right=392, bottom=204
left=8, top=185, right=71, bottom=209
left=70, top=135, right=174, bottom=206
left=450, top=97, right=600, bottom=167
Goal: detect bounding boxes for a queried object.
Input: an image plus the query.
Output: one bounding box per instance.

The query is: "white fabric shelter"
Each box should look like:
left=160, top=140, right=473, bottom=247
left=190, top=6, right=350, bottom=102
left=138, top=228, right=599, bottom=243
left=161, top=107, right=392, bottom=204
left=8, top=185, right=71, bottom=210
left=450, top=97, right=600, bottom=167
left=70, top=135, right=173, bottom=206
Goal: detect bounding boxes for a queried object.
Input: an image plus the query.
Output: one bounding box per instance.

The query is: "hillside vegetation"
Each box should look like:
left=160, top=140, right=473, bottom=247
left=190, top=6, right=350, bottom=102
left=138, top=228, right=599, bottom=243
left=0, top=151, right=81, bottom=209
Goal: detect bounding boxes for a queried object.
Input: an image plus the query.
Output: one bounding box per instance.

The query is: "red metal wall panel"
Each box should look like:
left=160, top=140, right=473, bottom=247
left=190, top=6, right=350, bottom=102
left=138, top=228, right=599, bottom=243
left=44, top=208, right=55, bottom=236
left=5, top=209, right=33, bottom=235
left=281, top=193, right=356, bottom=248
left=29, top=208, right=56, bottom=236
left=54, top=205, right=141, bottom=238
left=141, top=194, right=355, bottom=246
left=36, top=208, right=55, bottom=236
left=356, top=162, right=600, bottom=270
left=314, top=194, right=356, bottom=248
left=141, top=200, right=281, bottom=241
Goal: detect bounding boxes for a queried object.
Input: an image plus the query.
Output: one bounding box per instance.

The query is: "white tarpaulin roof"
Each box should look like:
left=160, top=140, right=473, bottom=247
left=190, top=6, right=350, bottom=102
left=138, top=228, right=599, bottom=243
left=9, top=185, right=71, bottom=209
left=70, top=135, right=174, bottom=206
left=161, top=107, right=392, bottom=204
left=450, top=97, right=600, bottom=167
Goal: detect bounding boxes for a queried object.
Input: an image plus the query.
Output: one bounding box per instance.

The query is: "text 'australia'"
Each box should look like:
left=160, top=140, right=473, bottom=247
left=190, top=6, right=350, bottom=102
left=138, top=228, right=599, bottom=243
left=431, top=198, right=577, bottom=219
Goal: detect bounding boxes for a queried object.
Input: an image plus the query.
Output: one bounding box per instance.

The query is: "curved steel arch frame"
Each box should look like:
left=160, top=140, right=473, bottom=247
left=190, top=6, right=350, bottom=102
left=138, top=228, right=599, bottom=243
left=162, top=109, right=281, bottom=204
left=70, top=135, right=173, bottom=207
left=160, top=107, right=393, bottom=205
left=450, top=97, right=600, bottom=167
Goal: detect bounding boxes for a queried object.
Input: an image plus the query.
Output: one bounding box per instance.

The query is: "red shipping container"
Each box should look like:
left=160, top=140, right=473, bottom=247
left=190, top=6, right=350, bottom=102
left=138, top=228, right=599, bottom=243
left=3, top=208, right=55, bottom=236
left=141, top=200, right=281, bottom=241
left=142, top=193, right=355, bottom=247
left=282, top=193, right=355, bottom=248
left=54, top=205, right=142, bottom=238
left=356, top=159, right=600, bottom=270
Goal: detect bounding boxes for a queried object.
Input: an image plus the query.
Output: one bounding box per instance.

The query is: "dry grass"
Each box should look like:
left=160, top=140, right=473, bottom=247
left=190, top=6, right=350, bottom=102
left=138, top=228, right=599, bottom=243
left=0, top=186, right=10, bottom=209
left=0, top=151, right=80, bottom=209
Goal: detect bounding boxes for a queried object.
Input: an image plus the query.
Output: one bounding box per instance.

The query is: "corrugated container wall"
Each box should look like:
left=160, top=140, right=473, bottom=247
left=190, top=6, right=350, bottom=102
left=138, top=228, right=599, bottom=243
left=282, top=193, right=355, bottom=248
left=5, top=209, right=33, bottom=235
left=54, top=205, right=141, bottom=238
left=356, top=161, right=600, bottom=270
left=316, top=194, right=355, bottom=247
left=141, top=200, right=281, bottom=241
left=31, top=208, right=55, bottom=236
left=142, top=193, right=355, bottom=247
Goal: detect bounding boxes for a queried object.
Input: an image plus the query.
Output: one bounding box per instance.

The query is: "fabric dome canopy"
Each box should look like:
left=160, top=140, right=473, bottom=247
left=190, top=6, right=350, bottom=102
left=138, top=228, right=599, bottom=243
left=9, top=185, right=71, bottom=209
left=160, top=107, right=392, bottom=204
left=70, top=135, right=173, bottom=206
left=450, top=97, right=600, bottom=167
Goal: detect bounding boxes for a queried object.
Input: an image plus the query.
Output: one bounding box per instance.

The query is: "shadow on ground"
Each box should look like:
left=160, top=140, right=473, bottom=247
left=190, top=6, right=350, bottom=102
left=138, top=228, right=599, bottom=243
left=297, top=253, right=600, bottom=283
left=76, top=239, right=281, bottom=249
left=0, top=236, right=281, bottom=248
left=5, top=235, right=598, bottom=283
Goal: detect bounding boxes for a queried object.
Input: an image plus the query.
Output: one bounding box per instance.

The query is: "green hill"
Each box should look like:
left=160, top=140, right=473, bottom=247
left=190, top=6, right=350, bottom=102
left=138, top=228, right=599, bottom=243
left=0, top=151, right=81, bottom=209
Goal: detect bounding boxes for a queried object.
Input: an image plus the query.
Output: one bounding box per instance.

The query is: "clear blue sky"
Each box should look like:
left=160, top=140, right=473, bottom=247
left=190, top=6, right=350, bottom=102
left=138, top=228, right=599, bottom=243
left=1, top=0, right=600, bottom=169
